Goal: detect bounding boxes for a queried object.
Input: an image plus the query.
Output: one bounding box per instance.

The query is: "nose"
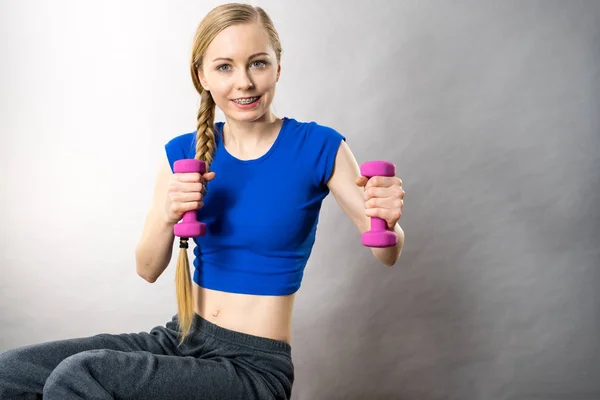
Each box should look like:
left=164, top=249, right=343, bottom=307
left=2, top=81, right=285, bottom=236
left=235, top=69, right=254, bottom=90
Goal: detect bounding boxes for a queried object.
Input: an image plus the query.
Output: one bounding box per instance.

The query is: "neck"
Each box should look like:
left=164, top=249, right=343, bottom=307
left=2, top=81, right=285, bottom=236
left=223, top=111, right=280, bottom=147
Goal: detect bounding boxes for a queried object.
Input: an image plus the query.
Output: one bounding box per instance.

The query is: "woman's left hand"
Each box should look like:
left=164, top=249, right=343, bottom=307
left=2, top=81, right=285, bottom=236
left=355, top=174, right=405, bottom=230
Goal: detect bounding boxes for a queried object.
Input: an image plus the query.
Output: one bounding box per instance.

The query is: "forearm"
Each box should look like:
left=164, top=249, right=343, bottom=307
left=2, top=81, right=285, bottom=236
left=370, top=223, right=404, bottom=267
left=135, top=212, right=176, bottom=283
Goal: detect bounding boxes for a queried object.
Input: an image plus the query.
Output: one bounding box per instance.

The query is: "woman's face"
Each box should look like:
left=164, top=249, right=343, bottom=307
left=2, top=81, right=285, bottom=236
left=198, top=22, right=280, bottom=123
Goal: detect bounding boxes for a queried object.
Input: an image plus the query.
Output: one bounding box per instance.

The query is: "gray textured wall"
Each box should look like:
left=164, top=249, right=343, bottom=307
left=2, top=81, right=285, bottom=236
left=1, top=1, right=599, bottom=399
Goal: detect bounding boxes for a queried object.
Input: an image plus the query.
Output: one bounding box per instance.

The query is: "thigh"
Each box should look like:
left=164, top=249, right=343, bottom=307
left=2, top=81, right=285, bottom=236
left=0, top=320, right=181, bottom=399
left=44, top=348, right=275, bottom=400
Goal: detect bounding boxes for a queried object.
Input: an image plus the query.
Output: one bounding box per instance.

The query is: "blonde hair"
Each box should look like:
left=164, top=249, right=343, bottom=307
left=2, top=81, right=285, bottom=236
left=175, top=3, right=283, bottom=345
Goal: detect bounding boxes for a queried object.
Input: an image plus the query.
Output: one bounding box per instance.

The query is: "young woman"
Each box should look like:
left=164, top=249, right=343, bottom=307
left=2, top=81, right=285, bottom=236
left=0, top=4, right=405, bottom=399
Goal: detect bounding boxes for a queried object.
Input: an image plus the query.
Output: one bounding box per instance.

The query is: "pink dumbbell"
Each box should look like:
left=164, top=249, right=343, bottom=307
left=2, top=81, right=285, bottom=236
left=360, top=160, right=398, bottom=248
left=173, top=159, right=207, bottom=238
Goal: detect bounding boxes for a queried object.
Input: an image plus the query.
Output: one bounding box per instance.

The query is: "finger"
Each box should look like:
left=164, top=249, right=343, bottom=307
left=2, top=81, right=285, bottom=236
left=365, top=176, right=397, bottom=191
left=178, top=182, right=204, bottom=193
left=174, top=201, right=204, bottom=214
left=173, top=191, right=204, bottom=202
left=365, top=207, right=401, bottom=224
left=355, top=176, right=369, bottom=187
left=175, top=172, right=201, bottom=183
left=203, top=171, right=217, bottom=182
left=363, top=186, right=393, bottom=200
left=365, top=197, right=403, bottom=211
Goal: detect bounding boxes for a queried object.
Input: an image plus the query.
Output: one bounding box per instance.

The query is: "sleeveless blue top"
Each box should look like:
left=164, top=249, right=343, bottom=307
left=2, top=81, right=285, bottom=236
left=164, top=117, right=346, bottom=295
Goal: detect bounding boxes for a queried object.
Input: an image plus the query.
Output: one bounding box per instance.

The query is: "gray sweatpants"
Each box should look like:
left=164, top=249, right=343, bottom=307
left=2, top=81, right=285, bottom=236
left=0, top=313, right=294, bottom=399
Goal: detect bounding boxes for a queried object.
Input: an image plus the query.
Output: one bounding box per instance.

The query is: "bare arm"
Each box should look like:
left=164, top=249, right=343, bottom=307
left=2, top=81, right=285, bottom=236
left=135, top=157, right=176, bottom=283
left=327, top=141, right=405, bottom=266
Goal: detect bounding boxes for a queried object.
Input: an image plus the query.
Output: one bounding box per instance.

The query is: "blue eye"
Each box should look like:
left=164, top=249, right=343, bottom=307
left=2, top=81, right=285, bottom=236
left=251, top=60, right=267, bottom=68
left=217, top=64, right=231, bottom=72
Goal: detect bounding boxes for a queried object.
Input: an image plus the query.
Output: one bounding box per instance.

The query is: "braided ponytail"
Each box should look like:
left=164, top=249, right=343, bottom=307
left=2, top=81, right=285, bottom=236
left=195, top=91, right=217, bottom=170
left=174, top=89, right=216, bottom=346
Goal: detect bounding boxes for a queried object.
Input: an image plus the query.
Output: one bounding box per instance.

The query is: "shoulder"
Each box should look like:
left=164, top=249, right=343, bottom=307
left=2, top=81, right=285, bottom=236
left=163, top=130, right=197, bottom=173
left=284, top=117, right=346, bottom=143
left=283, top=117, right=347, bottom=187
left=165, top=131, right=196, bottom=148
left=164, top=132, right=196, bottom=172
left=165, top=122, right=225, bottom=147
left=164, top=123, right=225, bottom=171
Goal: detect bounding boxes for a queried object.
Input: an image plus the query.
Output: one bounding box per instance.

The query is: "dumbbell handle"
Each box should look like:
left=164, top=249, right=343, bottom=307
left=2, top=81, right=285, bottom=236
left=173, top=159, right=207, bottom=238
left=360, top=160, right=398, bottom=248
left=181, top=211, right=200, bottom=224
left=370, top=217, right=388, bottom=232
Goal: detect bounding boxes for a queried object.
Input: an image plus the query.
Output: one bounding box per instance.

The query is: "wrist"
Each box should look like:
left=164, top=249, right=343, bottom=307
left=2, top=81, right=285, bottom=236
left=161, top=213, right=178, bottom=231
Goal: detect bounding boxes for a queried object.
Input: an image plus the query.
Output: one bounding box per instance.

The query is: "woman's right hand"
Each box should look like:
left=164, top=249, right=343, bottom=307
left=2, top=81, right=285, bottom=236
left=164, top=170, right=216, bottom=225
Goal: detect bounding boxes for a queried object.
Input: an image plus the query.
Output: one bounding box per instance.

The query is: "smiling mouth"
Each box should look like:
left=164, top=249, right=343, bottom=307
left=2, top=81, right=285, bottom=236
left=232, top=96, right=261, bottom=105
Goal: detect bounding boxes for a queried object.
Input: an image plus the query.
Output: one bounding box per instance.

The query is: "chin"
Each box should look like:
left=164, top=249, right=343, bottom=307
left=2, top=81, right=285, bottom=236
left=229, top=106, right=272, bottom=123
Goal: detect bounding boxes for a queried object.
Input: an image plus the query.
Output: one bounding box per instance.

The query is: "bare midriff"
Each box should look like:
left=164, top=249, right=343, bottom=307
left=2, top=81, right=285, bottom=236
left=193, top=283, right=296, bottom=344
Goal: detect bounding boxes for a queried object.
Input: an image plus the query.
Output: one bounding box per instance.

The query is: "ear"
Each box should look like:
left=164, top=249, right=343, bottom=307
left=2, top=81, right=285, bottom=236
left=276, top=64, right=281, bottom=82
left=198, top=70, right=210, bottom=91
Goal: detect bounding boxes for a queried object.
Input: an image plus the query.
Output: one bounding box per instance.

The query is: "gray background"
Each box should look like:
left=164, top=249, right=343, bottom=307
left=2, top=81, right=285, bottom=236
left=1, top=1, right=599, bottom=399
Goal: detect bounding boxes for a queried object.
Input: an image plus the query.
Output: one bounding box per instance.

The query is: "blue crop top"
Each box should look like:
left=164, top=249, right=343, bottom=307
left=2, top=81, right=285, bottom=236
left=164, top=117, right=346, bottom=296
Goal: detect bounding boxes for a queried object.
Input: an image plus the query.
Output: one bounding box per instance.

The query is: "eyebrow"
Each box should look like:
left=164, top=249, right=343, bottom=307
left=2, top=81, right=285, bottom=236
left=211, top=52, right=270, bottom=62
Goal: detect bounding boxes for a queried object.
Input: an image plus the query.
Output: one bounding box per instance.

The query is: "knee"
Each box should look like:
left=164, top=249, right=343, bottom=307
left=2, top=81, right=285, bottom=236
left=0, top=348, right=18, bottom=378
left=46, top=349, right=109, bottom=380
left=43, top=349, right=110, bottom=394
left=0, top=347, right=34, bottom=397
left=0, top=350, right=16, bottom=391
left=0, top=347, right=28, bottom=377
